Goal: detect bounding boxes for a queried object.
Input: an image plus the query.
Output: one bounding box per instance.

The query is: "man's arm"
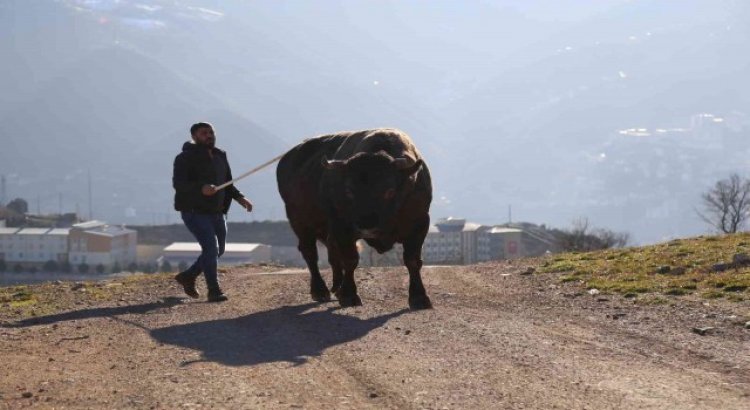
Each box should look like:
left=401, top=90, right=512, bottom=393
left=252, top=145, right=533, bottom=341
left=173, top=153, right=202, bottom=194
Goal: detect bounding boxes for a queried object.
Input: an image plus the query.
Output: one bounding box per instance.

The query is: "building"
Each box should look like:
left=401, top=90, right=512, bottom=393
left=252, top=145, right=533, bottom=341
left=162, top=242, right=272, bottom=267
left=422, top=218, right=491, bottom=265
left=68, top=221, right=137, bottom=269
left=270, top=244, right=329, bottom=267
left=487, top=227, right=524, bottom=260
left=0, top=227, right=69, bottom=267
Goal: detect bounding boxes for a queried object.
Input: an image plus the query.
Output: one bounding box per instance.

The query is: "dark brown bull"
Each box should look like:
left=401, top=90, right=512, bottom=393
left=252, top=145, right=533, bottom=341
left=276, top=128, right=433, bottom=309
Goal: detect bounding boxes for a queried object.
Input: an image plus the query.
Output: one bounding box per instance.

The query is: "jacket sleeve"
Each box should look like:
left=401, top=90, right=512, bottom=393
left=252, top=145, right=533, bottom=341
left=224, top=155, right=245, bottom=200
left=173, top=153, right=202, bottom=194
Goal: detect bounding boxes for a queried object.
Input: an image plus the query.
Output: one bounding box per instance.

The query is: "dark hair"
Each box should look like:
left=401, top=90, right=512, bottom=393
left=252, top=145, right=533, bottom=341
left=190, top=122, right=213, bottom=136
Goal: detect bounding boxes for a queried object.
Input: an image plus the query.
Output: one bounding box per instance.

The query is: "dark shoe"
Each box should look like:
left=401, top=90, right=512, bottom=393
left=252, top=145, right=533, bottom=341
left=175, top=271, right=199, bottom=299
left=207, top=291, right=228, bottom=303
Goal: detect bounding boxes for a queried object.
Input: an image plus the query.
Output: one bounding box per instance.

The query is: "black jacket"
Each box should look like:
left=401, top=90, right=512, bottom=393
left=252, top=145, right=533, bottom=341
left=173, top=141, right=244, bottom=214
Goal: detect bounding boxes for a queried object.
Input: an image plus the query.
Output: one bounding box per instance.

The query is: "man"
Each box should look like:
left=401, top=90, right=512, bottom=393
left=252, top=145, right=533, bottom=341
left=172, top=122, right=253, bottom=302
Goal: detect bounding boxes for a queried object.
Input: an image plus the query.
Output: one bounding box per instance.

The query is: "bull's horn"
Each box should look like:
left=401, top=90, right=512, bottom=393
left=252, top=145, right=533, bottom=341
left=322, top=156, right=347, bottom=170
left=393, top=156, right=416, bottom=170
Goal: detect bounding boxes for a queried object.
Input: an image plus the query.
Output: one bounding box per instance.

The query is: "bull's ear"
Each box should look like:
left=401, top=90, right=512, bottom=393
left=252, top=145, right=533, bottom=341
left=322, top=156, right=347, bottom=170
left=395, top=157, right=423, bottom=175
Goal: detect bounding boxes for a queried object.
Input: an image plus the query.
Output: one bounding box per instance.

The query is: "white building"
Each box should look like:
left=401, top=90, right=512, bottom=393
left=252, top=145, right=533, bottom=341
left=487, top=227, right=524, bottom=260
left=68, top=221, right=137, bottom=268
left=162, top=242, right=272, bottom=267
left=0, top=227, right=69, bottom=265
left=423, top=218, right=491, bottom=265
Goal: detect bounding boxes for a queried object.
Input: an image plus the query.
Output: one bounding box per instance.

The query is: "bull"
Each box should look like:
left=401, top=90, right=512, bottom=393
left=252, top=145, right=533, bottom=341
left=276, top=128, right=433, bottom=309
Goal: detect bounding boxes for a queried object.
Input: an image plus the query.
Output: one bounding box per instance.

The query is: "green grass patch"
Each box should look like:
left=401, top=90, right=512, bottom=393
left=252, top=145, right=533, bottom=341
left=540, top=232, right=750, bottom=300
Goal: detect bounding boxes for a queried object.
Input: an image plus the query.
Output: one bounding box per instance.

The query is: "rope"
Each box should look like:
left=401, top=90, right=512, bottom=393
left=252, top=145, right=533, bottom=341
left=214, top=152, right=285, bottom=191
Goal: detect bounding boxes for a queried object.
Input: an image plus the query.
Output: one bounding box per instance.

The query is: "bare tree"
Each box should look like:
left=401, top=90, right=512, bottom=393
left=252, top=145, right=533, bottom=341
left=555, top=217, right=629, bottom=252
left=698, top=174, right=750, bottom=234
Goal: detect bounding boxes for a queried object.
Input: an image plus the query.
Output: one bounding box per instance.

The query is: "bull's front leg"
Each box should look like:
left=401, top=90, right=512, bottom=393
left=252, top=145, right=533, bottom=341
left=328, top=228, right=361, bottom=307
left=402, top=218, right=432, bottom=310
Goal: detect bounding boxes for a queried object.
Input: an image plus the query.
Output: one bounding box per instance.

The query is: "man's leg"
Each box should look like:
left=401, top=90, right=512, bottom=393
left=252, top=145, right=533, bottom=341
left=182, top=212, right=224, bottom=301
left=206, top=214, right=228, bottom=301
left=175, top=212, right=202, bottom=298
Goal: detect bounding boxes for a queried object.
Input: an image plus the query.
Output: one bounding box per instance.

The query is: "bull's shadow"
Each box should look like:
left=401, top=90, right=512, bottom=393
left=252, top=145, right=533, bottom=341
left=150, top=303, right=407, bottom=367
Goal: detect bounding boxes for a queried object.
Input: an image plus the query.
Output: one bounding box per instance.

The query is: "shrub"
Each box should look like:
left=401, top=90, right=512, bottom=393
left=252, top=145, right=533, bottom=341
left=43, top=260, right=59, bottom=272
left=78, top=263, right=89, bottom=274
left=161, top=260, right=173, bottom=273
left=95, top=264, right=106, bottom=274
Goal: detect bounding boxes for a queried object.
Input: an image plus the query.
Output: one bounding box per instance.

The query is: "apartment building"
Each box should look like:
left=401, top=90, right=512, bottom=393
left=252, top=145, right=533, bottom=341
left=68, top=221, right=138, bottom=268
left=0, top=227, right=69, bottom=266
left=423, top=217, right=491, bottom=265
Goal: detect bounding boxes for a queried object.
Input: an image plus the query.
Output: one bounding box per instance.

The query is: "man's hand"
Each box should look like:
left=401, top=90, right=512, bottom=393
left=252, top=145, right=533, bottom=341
left=237, top=197, right=253, bottom=212
left=201, top=184, right=218, bottom=196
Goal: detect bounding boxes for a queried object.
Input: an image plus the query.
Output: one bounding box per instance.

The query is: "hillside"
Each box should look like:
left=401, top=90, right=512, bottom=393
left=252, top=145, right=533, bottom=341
left=1, top=233, right=748, bottom=408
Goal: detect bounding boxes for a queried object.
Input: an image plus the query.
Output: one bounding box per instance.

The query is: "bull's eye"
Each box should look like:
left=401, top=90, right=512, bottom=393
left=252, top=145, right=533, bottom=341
left=384, top=188, right=396, bottom=201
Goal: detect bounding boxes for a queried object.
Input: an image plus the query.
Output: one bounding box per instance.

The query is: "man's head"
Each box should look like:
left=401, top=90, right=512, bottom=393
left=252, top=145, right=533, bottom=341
left=190, top=122, right=215, bottom=148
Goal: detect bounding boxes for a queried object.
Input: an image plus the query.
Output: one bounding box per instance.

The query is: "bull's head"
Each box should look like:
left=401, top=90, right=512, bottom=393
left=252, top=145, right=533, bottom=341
left=323, top=151, right=423, bottom=234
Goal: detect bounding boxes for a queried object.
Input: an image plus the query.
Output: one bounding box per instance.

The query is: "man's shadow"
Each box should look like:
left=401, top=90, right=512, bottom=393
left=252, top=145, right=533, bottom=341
left=150, top=303, right=408, bottom=367
left=3, top=297, right=185, bottom=328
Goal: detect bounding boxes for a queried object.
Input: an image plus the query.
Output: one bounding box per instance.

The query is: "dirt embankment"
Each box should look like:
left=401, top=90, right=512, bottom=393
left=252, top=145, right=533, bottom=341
left=0, top=259, right=748, bottom=409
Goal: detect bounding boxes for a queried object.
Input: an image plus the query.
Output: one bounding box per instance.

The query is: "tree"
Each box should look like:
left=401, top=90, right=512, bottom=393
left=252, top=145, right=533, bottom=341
left=698, top=174, right=750, bottom=234
left=13, top=264, right=23, bottom=273
left=0, top=260, right=6, bottom=272
left=43, top=260, right=59, bottom=272
left=556, top=218, right=629, bottom=252
left=95, top=264, right=106, bottom=274
left=127, top=262, right=139, bottom=272
left=161, top=260, right=173, bottom=273
left=78, top=263, right=90, bottom=274
left=6, top=198, right=28, bottom=214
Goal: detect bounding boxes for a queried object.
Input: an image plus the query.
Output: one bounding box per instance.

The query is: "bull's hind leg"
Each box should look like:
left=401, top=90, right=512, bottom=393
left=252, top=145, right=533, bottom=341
left=298, top=235, right=331, bottom=302
left=403, top=218, right=432, bottom=310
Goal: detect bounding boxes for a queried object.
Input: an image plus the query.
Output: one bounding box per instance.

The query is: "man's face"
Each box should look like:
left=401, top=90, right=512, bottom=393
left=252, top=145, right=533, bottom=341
left=192, top=126, right=216, bottom=148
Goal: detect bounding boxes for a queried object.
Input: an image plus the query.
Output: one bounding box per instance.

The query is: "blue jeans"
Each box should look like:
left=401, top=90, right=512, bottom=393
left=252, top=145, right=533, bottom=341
left=181, top=212, right=227, bottom=292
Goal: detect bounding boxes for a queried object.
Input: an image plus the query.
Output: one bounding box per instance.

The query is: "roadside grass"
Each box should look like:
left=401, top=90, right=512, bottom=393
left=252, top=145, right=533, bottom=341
left=0, top=272, right=173, bottom=319
left=540, top=233, right=750, bottom=301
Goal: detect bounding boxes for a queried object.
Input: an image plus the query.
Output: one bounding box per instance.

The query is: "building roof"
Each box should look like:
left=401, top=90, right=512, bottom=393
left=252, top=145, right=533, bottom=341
left=164, top=242, right=265, bottom=253
left=0, top=227, right=20, bottom=235
left=84, top=225, right=136, bottom=237
left=432, top=217, right=488, bottom=233
left=488, top=227, right=523, bottom=234
left=72, top=220, right=107, bottom=230
left=48, top=228, right=70, bottom=236
left=17, top=228, right=51, bottom=235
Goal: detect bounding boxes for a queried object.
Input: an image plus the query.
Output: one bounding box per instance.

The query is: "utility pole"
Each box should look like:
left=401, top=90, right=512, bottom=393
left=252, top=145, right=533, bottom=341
left=58, top=193, right=63, bottom=215
left=0, top=174, right=6, bottom=205
left=36, top=195, right=41, bottom=215
left=508, top=205, right=512, bottom=225
left=87, top=169, right=93, bottom=220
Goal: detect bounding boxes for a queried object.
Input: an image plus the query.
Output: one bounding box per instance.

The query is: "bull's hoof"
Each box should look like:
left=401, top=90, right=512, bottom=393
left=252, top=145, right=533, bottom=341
left=409, top=295, right=433, bottom=310
left=330, top=283, right=341, bottom=295
left=311, top=288, right=331, bottom=303
left=338, top=294, right=363, bottom=308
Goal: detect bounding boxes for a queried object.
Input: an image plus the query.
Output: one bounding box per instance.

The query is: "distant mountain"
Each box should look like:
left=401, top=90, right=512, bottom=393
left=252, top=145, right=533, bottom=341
left=1, top=0, right=748, bottom=243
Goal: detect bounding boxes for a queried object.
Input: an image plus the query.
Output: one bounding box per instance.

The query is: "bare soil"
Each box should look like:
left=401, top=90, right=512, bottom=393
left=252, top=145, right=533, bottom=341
left=1, top=261, right=748, bottom=409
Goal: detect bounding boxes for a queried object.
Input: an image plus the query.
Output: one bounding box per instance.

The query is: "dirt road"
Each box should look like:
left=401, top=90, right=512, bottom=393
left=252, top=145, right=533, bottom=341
left=1, top=263, right=748, bottom=409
